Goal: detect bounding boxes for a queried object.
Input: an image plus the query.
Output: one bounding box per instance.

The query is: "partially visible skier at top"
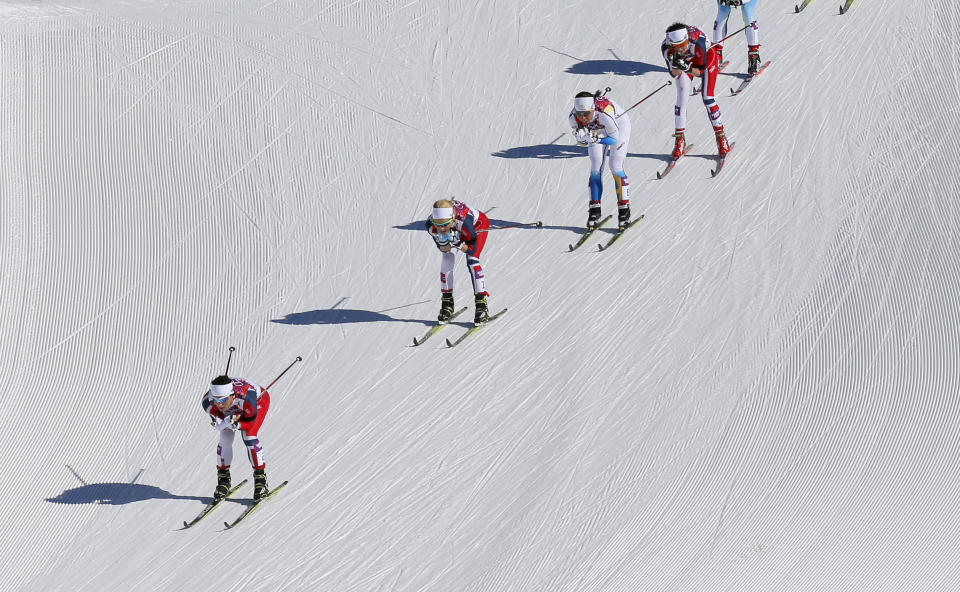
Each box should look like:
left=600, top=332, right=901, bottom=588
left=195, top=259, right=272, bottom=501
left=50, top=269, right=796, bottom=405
left=713, top=0, right=762, bottom=75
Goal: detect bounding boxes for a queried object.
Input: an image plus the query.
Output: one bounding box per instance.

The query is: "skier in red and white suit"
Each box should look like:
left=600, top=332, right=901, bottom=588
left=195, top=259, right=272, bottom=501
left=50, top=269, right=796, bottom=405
left=661, top=22, right=731, bottom=158
left=202, top=375, right=271, bottom=501
left=425, top=198, right=491, bottom=326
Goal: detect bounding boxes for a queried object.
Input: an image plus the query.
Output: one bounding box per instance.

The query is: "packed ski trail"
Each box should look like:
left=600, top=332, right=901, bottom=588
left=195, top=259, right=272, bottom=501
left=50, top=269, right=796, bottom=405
left=4, top=1, right=960, bottom=591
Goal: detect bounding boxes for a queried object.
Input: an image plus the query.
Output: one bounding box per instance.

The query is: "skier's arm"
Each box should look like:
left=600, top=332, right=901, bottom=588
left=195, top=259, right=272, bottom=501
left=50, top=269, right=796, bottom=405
left=239, top=386, right=258, bottom=423
left=202, top=393, right=227, bottom=429
left=201, top=393, right=225, bottom=418
left=459, top=216, right=479, bottom=254
left=662, top=42, right=684, bottom=78
left=597, top=112, right=619, bottom=145
left=690, top=38, right=709, bottom=75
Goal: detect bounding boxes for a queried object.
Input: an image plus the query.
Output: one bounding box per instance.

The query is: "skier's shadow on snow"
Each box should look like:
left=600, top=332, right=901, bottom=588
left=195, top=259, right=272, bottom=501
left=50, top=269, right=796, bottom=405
left=46, top=483, right=208, bottom=505
left=272, top=307, right=432, bottom=326
left=565, top=60, right=667, bottom=76
left=492, top=144, right=670, bottom=163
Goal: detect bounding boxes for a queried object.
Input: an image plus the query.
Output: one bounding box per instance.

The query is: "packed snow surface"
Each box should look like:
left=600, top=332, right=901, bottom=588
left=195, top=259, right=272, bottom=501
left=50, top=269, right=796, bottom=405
left=2, top=1, right=958, bottom=591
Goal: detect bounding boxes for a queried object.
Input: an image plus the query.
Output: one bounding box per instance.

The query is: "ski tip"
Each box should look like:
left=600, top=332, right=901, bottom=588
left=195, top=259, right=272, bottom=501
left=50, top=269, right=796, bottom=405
left=535, top=221, right=543, bottom=228
left=223, top=522, right=232, bottom=529
left=183, top=521, right=189, bottom=528
left=597, top=244, right=606, bottom=252
left=656, top=171, right=663, bottom=180
left=445, top=338, right=455, bottom=347
left=568, top=244, right=575, bottom=251
left=711, top=168, right=718, bottom=177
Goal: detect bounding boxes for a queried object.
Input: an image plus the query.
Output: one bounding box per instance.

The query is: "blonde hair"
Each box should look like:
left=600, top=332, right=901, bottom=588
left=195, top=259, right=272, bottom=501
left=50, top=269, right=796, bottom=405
left=433, top=199, right=454, bottom=209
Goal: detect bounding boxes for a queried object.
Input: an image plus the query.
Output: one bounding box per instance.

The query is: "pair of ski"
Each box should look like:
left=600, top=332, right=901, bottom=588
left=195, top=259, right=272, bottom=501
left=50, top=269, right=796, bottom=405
left=567, top=215, right=644, bottom=252
left=730, top=61, right=772, bottom=96
left=795, top=0, right=856, bottom=13
left=656, top=142, right=735, bottom=179
left=412, top=307, right=508, bottom=347
left=181, top=479, right=288, bottom=530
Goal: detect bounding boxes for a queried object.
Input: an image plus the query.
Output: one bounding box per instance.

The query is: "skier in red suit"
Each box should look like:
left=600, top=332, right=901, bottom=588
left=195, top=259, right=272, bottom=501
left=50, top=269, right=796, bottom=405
left=661, top=22, right=731, bottom=158
left=425, top=198, right=491, bottom=326
left=202, top=375, right=271, bottom=501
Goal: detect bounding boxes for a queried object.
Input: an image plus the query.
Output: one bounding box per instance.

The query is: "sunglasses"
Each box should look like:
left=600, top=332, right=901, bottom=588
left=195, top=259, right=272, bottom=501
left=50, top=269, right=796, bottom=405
left=211, top=394, right=231, bottom=404
left=432, top=218, right=454, bottom=229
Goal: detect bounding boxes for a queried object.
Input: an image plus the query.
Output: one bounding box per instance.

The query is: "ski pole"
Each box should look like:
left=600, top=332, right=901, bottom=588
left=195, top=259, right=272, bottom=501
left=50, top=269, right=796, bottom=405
left=266, top=356, right=303, bottom=390
left=485, top=221, right=543, bottom=231
left=224, top=346, right=236, bottom=375
left=618, top=80, right=672, bottom=118
left=711, top=24, right=749, bottom=47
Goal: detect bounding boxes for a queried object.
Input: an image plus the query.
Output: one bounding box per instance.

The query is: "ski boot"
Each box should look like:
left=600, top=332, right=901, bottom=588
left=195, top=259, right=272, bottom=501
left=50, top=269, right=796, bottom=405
left=586, top=203, right=601, bottom=231
left=671, top=129, right=686, bottom=158
left=474, top=293, right=489, bottom=325
left=253, top=468, right=268, bottom=501
left=747, top=45, right=761, bottom=76
left=213, top=468, right=231, bottom=501
left=438, top=292, right=455, bottom=323
left=715, top=127, right=731, bottom=157
left=617, top=203, right=631, bottom=231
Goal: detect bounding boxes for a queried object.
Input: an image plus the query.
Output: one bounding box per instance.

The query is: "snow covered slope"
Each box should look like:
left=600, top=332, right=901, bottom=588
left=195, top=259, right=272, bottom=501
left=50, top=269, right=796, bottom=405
left=2, top=0, right=958, bottom=590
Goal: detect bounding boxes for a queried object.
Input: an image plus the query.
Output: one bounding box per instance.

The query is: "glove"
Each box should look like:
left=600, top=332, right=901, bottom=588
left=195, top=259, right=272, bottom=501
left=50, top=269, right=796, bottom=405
left=671, top=54, right=692, bottom=73
left=724, top=0, right=744, bottom=6
left=598, top=136, right=616, bottom=146
left=573, top=127, right=597, bottom=146
left=214, top=414, right=240, bottom=431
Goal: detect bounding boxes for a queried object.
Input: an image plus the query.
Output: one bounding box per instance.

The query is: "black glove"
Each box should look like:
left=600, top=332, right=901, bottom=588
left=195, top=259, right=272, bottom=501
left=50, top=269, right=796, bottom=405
left=671, top=53, right=691, bottom=72
left=721, top=0, right=743, bottom=6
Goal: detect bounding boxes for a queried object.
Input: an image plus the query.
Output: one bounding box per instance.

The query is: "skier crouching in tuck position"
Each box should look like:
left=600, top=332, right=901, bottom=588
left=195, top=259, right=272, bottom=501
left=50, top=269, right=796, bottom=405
left=661, top=22, right=731, bottom=158
left=425, top=198, right=491, bottom=326
left=568, top=90, right=632, bottom=231
left=202, top=374, right=271, bottom=501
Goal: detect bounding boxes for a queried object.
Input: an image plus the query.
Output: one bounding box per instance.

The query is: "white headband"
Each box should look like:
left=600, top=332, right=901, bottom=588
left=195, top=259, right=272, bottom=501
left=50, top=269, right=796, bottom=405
left=210, top=381, right=233, bottom=399
left=667, top=28, right=688, bottom=44
left=432, top=207, right=454, bottom=220
left=573, top=96, right=594, bottom=112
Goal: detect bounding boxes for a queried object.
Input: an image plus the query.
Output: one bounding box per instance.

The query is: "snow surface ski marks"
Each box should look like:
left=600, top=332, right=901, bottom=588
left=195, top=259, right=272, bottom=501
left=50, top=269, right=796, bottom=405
left=4, top=1, right=960, bottom=592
